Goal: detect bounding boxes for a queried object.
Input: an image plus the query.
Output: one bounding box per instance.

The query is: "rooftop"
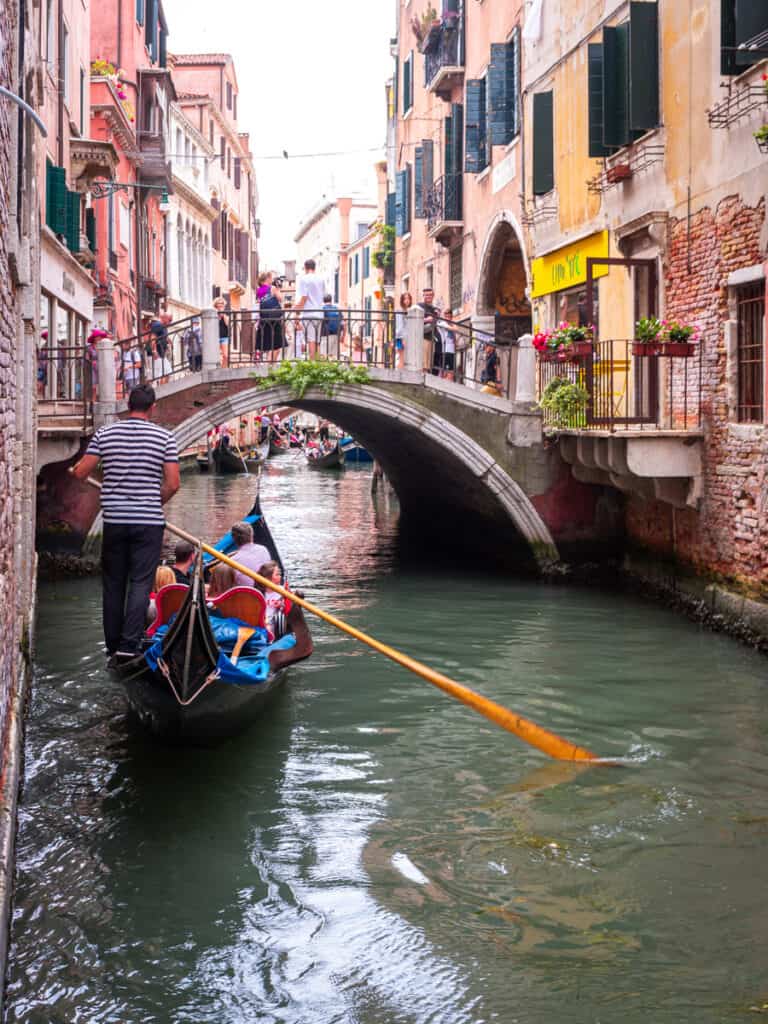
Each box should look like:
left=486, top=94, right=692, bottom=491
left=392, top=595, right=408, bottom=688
left=169, top=53, right=232, bottom=66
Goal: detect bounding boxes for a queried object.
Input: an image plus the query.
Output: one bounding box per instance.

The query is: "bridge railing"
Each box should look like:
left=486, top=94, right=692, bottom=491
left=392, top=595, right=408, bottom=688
left=112, top=314, right=200, bottom=392
left=536, top=338, right=703, bottom=432
left=37, top=347, right=94, bottom=431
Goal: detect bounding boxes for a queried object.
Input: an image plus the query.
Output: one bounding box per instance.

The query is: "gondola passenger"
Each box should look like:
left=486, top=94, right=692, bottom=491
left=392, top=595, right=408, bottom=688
left=230, top=521, right=271, bottom=588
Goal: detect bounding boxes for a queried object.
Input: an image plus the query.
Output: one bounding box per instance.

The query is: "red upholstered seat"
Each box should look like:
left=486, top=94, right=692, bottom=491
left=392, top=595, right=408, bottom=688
left=211, top=586, right=268, bottom=630
left=146, top=583, right=189, bottom=636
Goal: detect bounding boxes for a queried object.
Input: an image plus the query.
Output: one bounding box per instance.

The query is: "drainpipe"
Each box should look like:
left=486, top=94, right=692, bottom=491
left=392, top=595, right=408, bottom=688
left=57, top=0, right=64, bottom=166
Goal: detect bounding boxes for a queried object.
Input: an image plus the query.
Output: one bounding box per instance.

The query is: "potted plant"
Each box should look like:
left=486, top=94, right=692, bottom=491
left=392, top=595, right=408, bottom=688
left=533, top=323, right=594, bottom=362
left=633, top=316, right=663, bottom=356
left=754, top=124, right=768, bottom=155
left=415, top=4, right=441, bottom=51
left=659, top=318, right=699, bottom=357
left=539, top=376, right=590, bottom=429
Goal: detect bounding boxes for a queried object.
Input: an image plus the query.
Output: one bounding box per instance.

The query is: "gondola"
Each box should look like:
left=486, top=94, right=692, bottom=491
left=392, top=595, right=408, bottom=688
left=243, top=436, right=270, bottom=472
left=196, top=454, right=211, bottom=472
left=109, top=494, right=313, bottom=742
left=306, top=442, right=345, bottom=470
left=211, top=441, right=249, bottom=474
left=340, top=437, right=373, bottom=463
left=268, top=432, right=290, bottom=456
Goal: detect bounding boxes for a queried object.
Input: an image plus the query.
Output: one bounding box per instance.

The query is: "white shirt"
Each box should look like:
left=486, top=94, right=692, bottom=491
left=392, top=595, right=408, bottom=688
left=296, top=273, right=326, bottom=319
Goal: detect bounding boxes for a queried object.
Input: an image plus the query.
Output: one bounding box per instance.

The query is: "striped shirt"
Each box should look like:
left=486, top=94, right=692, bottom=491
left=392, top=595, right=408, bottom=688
left=86, top=418, right=178, bottom=525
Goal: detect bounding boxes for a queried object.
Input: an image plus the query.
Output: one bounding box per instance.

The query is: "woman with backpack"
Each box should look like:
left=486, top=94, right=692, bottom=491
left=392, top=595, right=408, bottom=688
left=256, top=271, right=285, bottom=362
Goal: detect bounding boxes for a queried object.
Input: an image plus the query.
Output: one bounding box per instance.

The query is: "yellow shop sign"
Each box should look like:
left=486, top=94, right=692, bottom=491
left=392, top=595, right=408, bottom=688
left=530, top=230, right=610, bottom=299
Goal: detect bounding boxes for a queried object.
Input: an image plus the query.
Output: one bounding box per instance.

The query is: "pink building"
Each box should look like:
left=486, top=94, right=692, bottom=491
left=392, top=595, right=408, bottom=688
left=392, top=0, right=529, bottom=344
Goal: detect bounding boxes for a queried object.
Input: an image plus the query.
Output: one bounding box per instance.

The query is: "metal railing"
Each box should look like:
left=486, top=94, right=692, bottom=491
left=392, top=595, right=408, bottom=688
left=113, top=314, right=200, bottom=391
left=426, top=174, right=462, bottom=231
left=424, top=24, right=462, bottom=88
left=37, top=347, right=94, bottom=431
left=536, top=338, right=703, bottom=432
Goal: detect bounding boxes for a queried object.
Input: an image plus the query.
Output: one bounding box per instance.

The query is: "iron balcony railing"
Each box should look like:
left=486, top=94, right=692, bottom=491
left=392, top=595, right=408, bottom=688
left=536, top=338, right=703, bottom=432
left=424, top=23, right=463, bottom=90
left=426, top=174, right=462, bottom=231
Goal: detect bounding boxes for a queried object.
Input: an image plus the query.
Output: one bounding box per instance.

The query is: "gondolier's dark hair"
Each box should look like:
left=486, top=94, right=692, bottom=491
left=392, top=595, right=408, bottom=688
left=128, top=384, right=156, bottom=411
left=231, top=521, right=254, bottom=547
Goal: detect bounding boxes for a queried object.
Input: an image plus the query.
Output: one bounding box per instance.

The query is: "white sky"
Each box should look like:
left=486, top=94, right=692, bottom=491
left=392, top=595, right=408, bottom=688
left=163, top=0, right=395, bottom=270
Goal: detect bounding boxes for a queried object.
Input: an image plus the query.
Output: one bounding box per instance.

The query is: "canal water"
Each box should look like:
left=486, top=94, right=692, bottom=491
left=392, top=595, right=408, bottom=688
left=7, top=458, right=768, bottom=1023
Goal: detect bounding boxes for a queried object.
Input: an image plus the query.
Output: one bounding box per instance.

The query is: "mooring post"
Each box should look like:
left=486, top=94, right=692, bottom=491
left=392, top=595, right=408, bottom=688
left=404, top=305, right=424, bottom=372
left=201, top=308, right=219, bottom=372
left=93, top=338, right=118, bottom=428
left=515, top=333, right=537, bottom=404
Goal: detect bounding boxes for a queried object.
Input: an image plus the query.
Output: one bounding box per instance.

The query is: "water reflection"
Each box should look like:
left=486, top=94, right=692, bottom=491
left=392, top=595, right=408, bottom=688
left=8, top=460, right=768, bottom=1023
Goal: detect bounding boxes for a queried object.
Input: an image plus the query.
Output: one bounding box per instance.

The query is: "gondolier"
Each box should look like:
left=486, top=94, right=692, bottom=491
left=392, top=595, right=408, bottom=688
left=71, top=384, right=180, bottom=660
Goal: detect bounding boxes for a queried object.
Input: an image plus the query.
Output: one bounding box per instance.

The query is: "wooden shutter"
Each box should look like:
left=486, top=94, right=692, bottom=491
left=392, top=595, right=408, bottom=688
left=444, top=113, right=453, bottom=175
left=448, top=104, right=463, bottom=220
left=509, top=28, right=520, bottom=138
left=629, top=2, right=659, bottom=132
left=487, top=39, right=518, bottom=146
left=422, top=139, right=434, bottom=190
left=465, top=79, right=487, bottom=172
left=386, top=191, right=396, bottom=227
left=403, top=54, right=412, bottom=113
left=414, top=146, right=424, bottom=218
left=587, top=44, right=611, bottom=157
left=66, top=190, right=81, bottom=253
left=145, top=0, right=158, bottom=61
left=603, top=24, right=629, bottom=148
left=395, top=169, right=406, bottom=236
left=363, top=246, right=370, bottom=277
left=136, top=0, right=144, bottom=26
left=211, top=197, right=220, bottom=250
left=220, top=135, right=225, bottom=168
left=404, top=163, right=412, bottom=233
left=46, top=163, right=67, bottom=235
left=221, top=212, right=228, bottom=258
left=234, top=157, right=241, bottom=189
left=532, top=91, right=554, bottom=195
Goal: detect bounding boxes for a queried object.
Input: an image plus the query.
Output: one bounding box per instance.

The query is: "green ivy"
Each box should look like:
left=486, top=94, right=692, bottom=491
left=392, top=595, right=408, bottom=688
left=539, top=376, right=589, bottom=429
left=253, top=359, right=371, bottom=399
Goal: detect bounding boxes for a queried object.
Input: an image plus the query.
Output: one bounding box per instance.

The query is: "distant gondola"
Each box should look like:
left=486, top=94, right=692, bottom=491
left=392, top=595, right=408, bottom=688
left=268, top=431, right=290, bottom=456
left=340, top=437, right=373, bottom=463
left=108, top=495, right=313, bottom=742
left=211, top=442, right=249, bottom=474
left=306, top=443, right=345, bottom=470
left=196, top=454, right=211, bottom=472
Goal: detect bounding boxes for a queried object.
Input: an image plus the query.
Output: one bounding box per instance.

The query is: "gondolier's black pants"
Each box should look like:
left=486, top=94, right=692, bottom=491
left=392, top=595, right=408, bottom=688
left=102, top=523, right=165, bottom=655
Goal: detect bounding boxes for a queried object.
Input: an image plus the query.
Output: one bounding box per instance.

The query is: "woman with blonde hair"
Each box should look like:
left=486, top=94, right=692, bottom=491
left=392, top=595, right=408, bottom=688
left=147, top=565, right=176, bottom=624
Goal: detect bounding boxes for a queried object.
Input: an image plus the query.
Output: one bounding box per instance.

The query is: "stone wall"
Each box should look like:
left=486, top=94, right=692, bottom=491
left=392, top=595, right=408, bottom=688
left=626, top=195, right=768, bottom=595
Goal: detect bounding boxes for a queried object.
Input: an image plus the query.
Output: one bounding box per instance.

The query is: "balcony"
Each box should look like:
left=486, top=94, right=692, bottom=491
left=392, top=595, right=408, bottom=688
left=69, top=138, right=119, bottom=190
left=536, top=338, right=703, bottom=509
left=138, top=131, right=171, bottom=188
left=426, top=174, right=463, bottom=247
left=424, top=23, right=464, bottom=101
left=139, top=275, right=164, bottom=313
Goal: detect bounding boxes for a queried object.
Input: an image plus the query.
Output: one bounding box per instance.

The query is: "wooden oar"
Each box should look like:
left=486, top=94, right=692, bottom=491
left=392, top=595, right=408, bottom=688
left=230, top=626, right=255, bottom=666
left=79, top=474, right=599, bottom=761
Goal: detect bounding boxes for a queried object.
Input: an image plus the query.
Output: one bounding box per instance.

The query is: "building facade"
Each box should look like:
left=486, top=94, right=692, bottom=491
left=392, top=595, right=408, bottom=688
left=520, top=0, right=768, bottom=588
left=294, top=194, right=378, bottom=306
left=391, top=0, right=530, bottom=340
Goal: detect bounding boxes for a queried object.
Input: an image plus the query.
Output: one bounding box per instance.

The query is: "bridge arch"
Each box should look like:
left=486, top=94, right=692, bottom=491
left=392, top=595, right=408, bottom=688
left=170, top=383, right=557, bottom=567
left=476, top=212, right=532, bottom=338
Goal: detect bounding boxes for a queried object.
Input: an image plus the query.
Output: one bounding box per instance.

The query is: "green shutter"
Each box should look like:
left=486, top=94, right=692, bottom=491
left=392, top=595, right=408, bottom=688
left=386, top=191, right=396, bottom=228
left=444, top=113, right=453, bottom=175
left=602, top=24, right=629, bottom=148
left=588, top=44, right=611, bottom=157
left=395, top=169, right=406, bottom=236
left=414, top=146, right=424, bottom=218
left=46, top=163, right=67, bottom=235
left=449, top=103, right=463, bottom=220
left=488, top=36, right=519, bottom=146
left=404, top=163, right=412, bottom=232
left=465, top=78, right=487, bottom=172
left=66, top=191, right=81, bottom=253
left=422, top=139, right=434, bottom=190
left=629, top=2, right=659, bottom=133
left=403, top=54, right=412, bottom=113
left=85, top=207, right=96, bottom=252
left=532, top=91, right=554, bottom=195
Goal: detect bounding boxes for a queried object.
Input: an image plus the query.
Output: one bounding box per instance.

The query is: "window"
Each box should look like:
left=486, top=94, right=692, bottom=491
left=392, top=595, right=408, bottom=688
left=363, top=246, right=370, bottom=278
left=209, top=120, right=214, bottom=146
left=136, top=0, right=145, bottom=25
left=46, top=0, right=55, bottom=66
left=62, top=25, right=69, bottom=105
left=221, top=211, right=228, bottom=258
left=119, top=203, right=130, bottom=248
left=79, top=68, right=85, bottom=135
left=532, top=91, right=554, bottom=195
left=414, top=140, right=433, bottom=218
left=226, top=82, right=232, bottom=109
left=487, top=30, right=520, bottom=147
left=145, top=0, right=158, bottom=61
left=588, top=2, right=659, bottom=156
left=234, top=157, right=241, bottom=189
left=444, top=103, right=464, bottom=218
left=85, top=207, right=96, bottom=252
left=449, top=244, right=463, bottom=312
left=233, top=93, right=237, bottom=120
left=364, top=296, right=372, bottom=336
left=220, top=135, right=225, bottom=168
left=403, top=51, right=413, bottom=113
left=721, top=1, right=768, bottom=75
left=465, top=78, right=488, bottom=173
left=355, top=222, right=369, bottom=240
left=211, top=197, right=220, bottom=250
left=227, top=148, right=231, bottom=178
left=354, top=253, right=360, bottom=284
left=395, top=164, right=412, bottom=236
left=736, top=282, right=765, bottom=423
left=425, top=263, right=434, bottom=291
left=65, top=190, right=80, bottom=253
left=348, top=257, right=353, bottom=287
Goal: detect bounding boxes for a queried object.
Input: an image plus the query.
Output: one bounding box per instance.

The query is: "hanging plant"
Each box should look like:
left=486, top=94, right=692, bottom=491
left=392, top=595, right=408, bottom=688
left=539, top=376, right=590, bottom=428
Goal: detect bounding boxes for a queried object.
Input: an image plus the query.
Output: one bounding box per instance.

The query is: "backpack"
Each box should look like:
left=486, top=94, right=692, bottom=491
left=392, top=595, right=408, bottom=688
left=323, top=305, right=341, bottom=334
left=260, top=292, right=283, bottom=321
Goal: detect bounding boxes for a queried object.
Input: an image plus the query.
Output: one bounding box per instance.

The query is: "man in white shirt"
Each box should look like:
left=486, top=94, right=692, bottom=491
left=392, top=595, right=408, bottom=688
left=294, top=259, right=326, bottom=359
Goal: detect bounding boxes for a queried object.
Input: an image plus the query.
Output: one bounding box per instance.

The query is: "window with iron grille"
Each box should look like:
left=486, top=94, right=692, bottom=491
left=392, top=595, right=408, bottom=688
left=737, top=281, right=765, bottom=423
left=449, top=244, right=462, bottom=312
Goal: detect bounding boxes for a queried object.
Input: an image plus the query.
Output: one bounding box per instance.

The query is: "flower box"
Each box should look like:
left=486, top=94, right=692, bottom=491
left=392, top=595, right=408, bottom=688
left=632, top=341, right=660, bottom=357
left=539, top=349, right=565, bottom=363
left=606, top=163, right=632, bottom=184
left=659, top=342, right=696, bottom=357
left=568, top=340, right=594, bottom=358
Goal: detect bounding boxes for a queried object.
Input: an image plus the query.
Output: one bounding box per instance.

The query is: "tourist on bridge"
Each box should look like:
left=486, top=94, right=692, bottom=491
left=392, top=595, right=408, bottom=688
left=321, top=293, right=343, bottom=359
left=71, top=384, right=180, bottom=660
left=214, top=297, right=230, bottom=368
left=149, top=312, right=172, bottom=383
left=256, top=271, right=285, bottom=361
left=184, top=316, right=202, bottom=371
left=440, top=309, right=457, bottom=381
left=119, top=338, right=142, bottom=396
left=294, top=259, right=326, bottom=359
left=395, top=292, right=412, bottom=370
left=419, top=287, right=442, bottom=375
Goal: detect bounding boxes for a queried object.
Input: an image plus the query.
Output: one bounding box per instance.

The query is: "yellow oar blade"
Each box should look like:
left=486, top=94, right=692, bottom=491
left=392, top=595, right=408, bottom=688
left=230, top=626, right=255, bottom=666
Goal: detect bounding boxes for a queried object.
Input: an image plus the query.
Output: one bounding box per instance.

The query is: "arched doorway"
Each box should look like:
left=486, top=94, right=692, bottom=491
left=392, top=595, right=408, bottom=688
left=477, top=214, right=532, bottom=342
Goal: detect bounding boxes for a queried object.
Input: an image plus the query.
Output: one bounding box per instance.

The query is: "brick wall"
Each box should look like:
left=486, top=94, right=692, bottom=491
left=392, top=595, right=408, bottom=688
left=0, top=0, right=21, bottom=745
left=627, top=195, right=768, bottom=593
